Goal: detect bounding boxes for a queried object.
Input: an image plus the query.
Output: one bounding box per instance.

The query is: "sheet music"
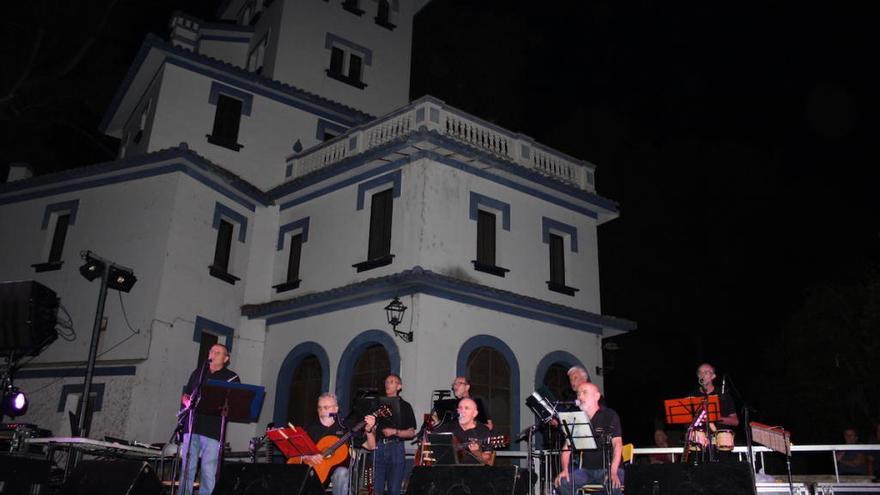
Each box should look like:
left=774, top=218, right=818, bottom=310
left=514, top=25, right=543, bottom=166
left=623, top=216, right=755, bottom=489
left=557, top=411, right=597, bottom=450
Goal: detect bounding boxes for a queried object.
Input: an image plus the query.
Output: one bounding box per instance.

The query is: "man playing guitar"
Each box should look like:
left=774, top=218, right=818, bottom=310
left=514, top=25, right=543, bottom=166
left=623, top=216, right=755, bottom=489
left=434, top=398, right=496, bottom=465
left=302, top=393, right=377, bottom=495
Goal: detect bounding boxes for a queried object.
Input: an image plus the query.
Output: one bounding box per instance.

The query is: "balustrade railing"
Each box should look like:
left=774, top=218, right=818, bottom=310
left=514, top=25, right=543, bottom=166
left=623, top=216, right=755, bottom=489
left=285, top=97, right=595, bottom=191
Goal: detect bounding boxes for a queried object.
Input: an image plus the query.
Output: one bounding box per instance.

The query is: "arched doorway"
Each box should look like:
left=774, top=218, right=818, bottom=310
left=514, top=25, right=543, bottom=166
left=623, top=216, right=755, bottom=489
left=466, top=346, right=512, bottom=440
left=349, top=343, right=390, bottom=411
left=286, top=354, right=322, bottom=425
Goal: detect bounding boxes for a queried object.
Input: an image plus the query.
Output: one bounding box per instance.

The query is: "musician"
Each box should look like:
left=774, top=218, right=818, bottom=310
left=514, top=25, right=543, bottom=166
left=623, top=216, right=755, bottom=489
left=434, top=397, right=495, bottom=465
left=555, top=383, right=623, bottom=495
left=558, top=366, right=591, bottom=411
left=303, top=393, right=377, bottom=495
left=374, top=374, right=416, bottom=495
left=694, top=363, right=738, bottom=427
left=179, top=344, right=240, bottom=495
left=452, top=376, right=493, bottom=429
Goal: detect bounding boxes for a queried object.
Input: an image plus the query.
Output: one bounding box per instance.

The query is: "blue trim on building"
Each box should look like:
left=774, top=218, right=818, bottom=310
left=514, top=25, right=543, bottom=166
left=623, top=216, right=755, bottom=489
left=250, top=267, right=631, bottom=334
left=201, top=34, right=252, bottom=43
left=335, top=330, right=400, bottom=415
left=324, top=33, right=373, bottom=65
left=356, top=170, right=401, bottom=210
left=0, top=150, right=265, bottom=212
left=41, top=199, right=80, bottom=229
left=273, top=342, right=330, bottom=426
left=193, top=315, right=235, bottom=352
left=542, top=217, right=578, bottom=253
left=316, top=119, right=349, bottom=140
left=469, top=192, right=510, bottom=231
left=213, top=202, right=249, bottom=242
left=277, top=217, right=310, bottom=250
left=57, top=383, right=106, bottom=412
left=16, top=366, right=137, bottom=379
left=534, top=351, right=584, bottom=391
left=209, top=81, right=254, bottom=116
left=456, top=335, right=520, bottom=445
left=99, top=34, right=373, bottom=134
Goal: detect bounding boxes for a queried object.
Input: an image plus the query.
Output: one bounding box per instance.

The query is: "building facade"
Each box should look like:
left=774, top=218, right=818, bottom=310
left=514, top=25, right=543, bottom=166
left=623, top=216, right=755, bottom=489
left=0, top=0, right=633, bottom=449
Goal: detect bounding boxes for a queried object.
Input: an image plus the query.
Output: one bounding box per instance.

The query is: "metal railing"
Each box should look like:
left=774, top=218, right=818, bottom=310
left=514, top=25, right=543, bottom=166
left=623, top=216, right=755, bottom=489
left=285, top=97, right=597, bottom=191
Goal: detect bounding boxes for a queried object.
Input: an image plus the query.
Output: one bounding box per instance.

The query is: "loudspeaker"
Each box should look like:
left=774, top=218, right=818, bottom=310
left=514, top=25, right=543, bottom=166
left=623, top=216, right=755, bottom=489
left=0, top=280, right=59, bottom=355
left=407, top=465, right=534, bottom=495
left=0, top=454, right=50, bottom=494
left=62, top=459, right=161, bottom=495
left=215, top=463, right=324, bottom=495
left=625, top=462, right=756, bottom=495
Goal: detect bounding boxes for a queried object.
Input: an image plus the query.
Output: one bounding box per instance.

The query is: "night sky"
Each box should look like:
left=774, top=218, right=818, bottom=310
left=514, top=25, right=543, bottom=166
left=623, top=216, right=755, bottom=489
left=2, top=1, right=877, bottom=447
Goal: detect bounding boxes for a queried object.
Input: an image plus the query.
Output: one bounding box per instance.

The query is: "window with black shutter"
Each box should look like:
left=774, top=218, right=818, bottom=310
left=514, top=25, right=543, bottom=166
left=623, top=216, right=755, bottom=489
left=207, top=94, right=243, bottom=151
left=48, top=214, right=70, bottom=264
left=367, top=189, right=392, bottom=260
left=273, top=233, right=303, bottom=292
left=348, top=53, right=363, bottom=83
left=209, top=219, right=240, bottom=284
left=329, top=47, right=345, bottom=76
left=476, top=210, right=496, bottom=266
left=375, top=0, right=396, bottom=29
left=549, top=234, right=565, bottom=285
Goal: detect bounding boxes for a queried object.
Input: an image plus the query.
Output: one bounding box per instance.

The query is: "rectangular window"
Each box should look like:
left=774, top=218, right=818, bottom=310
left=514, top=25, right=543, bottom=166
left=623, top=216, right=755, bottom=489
left=375, top=0, right=395, bottom=29
left=348, top=53, right=363, bottom=83
left=476, top=210, right=496, bottom=266
left=367, top=189, right=393, bottom=261
left=197, top=332, right=219, bottom=367
left=213, top=219, right=234, bottom=272
left=48, top=213, right=71, bottom=264
left=286, top=233, right=303, bottom=283
left=329, top=47, right=345, bottom=76
left=208, top=94, right=243, bottom=150
left=549, top=233, right=565, bottom=286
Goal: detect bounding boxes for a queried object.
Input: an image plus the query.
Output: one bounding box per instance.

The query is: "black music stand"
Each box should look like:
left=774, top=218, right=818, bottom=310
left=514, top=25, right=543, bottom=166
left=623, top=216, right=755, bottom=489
left=197, top=380, right=265, bottom=487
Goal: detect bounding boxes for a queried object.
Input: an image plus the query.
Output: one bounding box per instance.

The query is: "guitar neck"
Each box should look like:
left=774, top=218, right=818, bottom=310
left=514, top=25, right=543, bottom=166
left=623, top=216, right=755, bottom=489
left=325, top=420, right=365, bottom=453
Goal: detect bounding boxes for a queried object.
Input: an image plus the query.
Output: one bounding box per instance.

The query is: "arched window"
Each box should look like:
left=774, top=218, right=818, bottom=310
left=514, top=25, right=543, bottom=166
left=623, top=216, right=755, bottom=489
left=542, top=362, right=569, bottom=401
left=466, top=346, right=511, bottom=440
left=286, top=354, right=322, bottom=425
left=349, top=343, right=390, bottom=410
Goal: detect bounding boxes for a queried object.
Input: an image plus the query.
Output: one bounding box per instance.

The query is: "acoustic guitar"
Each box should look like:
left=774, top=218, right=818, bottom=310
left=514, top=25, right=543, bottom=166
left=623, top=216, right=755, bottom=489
left=288, top=405, right=391, bottom=483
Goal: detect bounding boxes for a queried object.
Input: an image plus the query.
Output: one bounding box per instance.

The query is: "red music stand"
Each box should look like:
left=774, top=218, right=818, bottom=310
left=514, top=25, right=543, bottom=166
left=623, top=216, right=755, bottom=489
left=663, top=395, right=720, bottom=425
left=266, top=425, right=321, bottom=460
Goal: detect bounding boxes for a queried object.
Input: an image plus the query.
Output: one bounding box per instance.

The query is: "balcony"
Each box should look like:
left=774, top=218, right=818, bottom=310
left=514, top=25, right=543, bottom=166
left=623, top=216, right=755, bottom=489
left=285, top=96, right=597, bottom=192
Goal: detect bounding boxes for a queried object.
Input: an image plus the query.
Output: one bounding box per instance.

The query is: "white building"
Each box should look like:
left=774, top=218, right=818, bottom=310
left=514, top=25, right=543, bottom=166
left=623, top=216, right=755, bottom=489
left=0, top=0, right=634, bottom=450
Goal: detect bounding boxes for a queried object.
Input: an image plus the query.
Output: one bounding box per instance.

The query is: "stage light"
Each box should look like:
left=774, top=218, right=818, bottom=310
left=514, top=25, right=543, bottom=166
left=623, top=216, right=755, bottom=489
left=79, top=254, right=104, bottom=281
left=108, top=265, right=137, bottom=292
left=2, top=387, right=28, bottom=417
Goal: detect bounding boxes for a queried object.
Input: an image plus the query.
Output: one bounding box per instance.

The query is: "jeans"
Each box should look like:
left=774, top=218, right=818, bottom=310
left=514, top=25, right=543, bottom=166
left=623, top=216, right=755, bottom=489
left=179, top=433, right=220, bottom=495
left=330, top=466, right=351, bottom=495
left=556, top=468, right=625, bottom=495
left=373, top=441, right=405, bottom=495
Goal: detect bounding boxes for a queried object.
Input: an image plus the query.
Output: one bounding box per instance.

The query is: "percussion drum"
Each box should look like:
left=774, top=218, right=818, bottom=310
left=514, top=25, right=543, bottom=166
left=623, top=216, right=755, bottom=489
left=714, top=429, right=735, bottom=451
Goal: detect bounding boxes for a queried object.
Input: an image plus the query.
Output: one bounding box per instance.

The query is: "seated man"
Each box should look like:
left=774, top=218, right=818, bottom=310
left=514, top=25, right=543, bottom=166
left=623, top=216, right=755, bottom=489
left=433, top=397, right=495, bottom=465
left=302, top=393, right=376, bottom=495
left=554, top=383, right=624, bottom=495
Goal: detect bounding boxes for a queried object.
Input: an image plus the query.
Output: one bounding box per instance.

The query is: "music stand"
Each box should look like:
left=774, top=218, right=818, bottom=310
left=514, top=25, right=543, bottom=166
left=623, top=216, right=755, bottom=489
left=425, top=433, right=458, bottom=465
left=197, top=380, right=265, bottom=486
left=433, top=399, right=458, bottom=425
left=557, top=410, right=598, bottom=495
left=266, top=425, right=321, bottom=459
left=663, top=395, right=720, bottom=424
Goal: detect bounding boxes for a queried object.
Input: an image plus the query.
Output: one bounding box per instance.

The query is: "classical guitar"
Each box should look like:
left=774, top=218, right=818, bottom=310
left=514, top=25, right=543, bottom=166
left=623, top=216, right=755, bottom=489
left=453, top=434, right=509, bottom=465
left=288, top=405, right=391, bottom=483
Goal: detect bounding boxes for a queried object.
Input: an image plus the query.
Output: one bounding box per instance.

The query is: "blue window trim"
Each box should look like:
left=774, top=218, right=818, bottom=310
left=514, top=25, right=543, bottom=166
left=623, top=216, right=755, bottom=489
left=335, top=329, right=400, bottom=416
left=42, top=199, right=80, bottom=229
left=534, top=351, right=584, bottom=391
left=213, top=202, right=248, bottom=243
left=209, top=81, right=254, bottom=116
left=469, top=192, right=510, bottom=231
left=356, top=170, right=401, bottom=210
left=456, top=335, right=520, bottom=445
left=316, top=119, right=348, bottom=141
left=324, top=33, right=373, bottom=65
left=193, top=315, right=235, bottom=352
left=16, top=366, right=136, bottom=379
left=277, top=217, right=310, bottom=250
left=542, top=217, right=578, bottom=253
left=273, top=342, right=330, bottom=426
left=57, top=383, right=106, bottom=413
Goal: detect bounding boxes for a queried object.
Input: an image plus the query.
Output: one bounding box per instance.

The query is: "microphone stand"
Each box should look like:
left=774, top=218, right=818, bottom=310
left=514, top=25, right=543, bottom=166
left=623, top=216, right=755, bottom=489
left=725, top=375, right=758, bottom=493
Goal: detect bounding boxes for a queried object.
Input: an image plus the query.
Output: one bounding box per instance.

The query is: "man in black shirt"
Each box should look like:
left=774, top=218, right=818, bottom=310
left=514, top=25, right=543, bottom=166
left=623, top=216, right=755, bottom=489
left=555, top=383, right=623, bottom=495
left=690, top=363, right=739, bottom=457
left=303, top=393, right=376, bottom=495
left=434, top=397, right=494, bottom=465
left=373, top=374, right=416, bottom=495
left=179, top=344, right=240, bottom=495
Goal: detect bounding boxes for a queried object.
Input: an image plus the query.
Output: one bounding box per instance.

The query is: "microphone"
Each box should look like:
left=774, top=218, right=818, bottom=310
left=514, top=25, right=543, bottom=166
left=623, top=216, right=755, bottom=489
left=721, top=375, right=727, bottom=395
left=698, top=377, right=705, bottom=387
left=555, top=400, right=578, bottom=405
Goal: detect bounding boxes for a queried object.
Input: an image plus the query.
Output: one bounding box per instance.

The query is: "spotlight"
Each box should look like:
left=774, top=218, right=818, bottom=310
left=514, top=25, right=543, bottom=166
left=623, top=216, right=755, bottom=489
left=2, top=387, right=28, bottom=417
left=108, top=265, right=137, bottom=293
left=79, top=255, right=104, bottom=281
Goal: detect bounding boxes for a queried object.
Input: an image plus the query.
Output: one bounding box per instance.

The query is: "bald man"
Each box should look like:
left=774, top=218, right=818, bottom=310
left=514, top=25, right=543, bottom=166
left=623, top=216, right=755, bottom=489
left=555, top=383, right=624, bottom=495
left=434, top=397, right=495, bottom=465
